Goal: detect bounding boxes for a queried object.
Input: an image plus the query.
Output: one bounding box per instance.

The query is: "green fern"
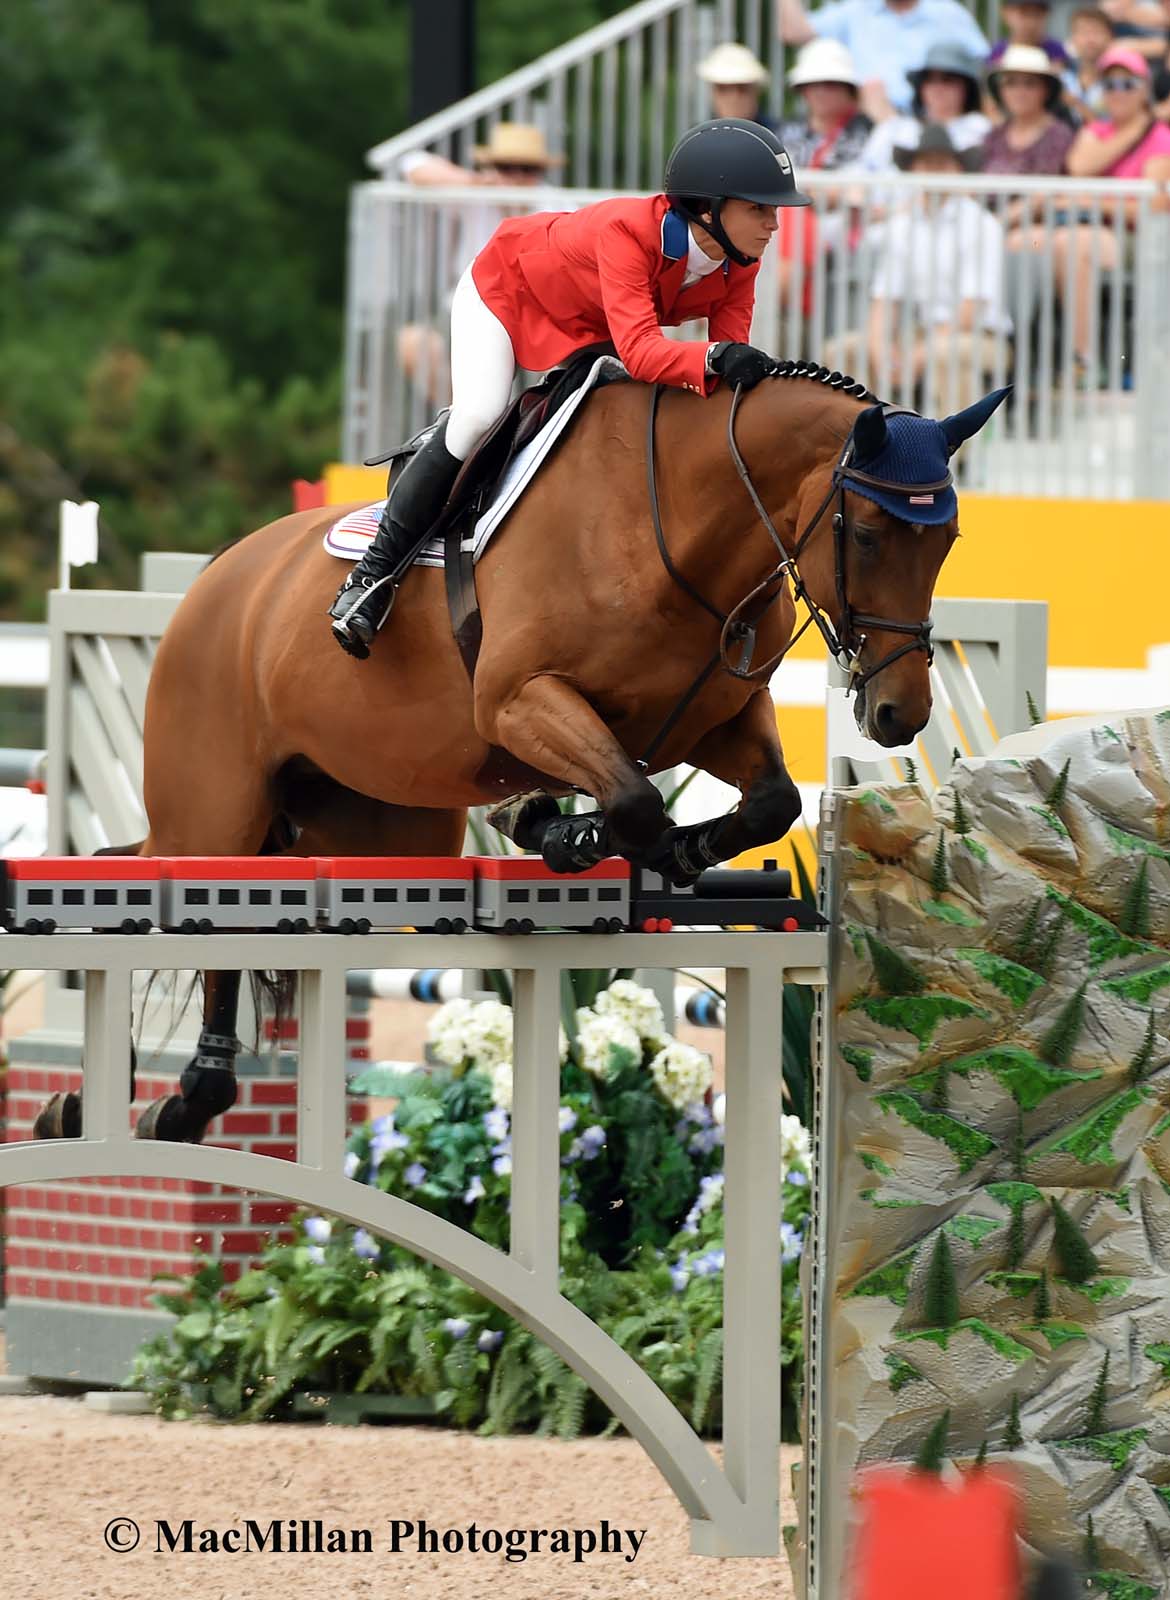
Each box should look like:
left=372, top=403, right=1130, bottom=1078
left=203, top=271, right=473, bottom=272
left=1003, top=1391, right=1023, bottom=1451
left=1050, top=1198, right=1100, bottom=1286
left=915, top=1409, right=951, bottom=1473
left=1119, top=860, right=1151, bottom=939
left=1129, top=1011, right=1157, bottom=1085
left=923, top=1232, right=960, bottom=1329
left=1039, top=982, right=1088, bottom=1067
left=691, top=1329, right=724, bottom=1433
left=1013, top=899, right=1044, bottom=966
left=864, top=932, right=927, bottom=997
left=1085, top=1352, right=1110, bottom=1436
left=952, top=791, right=972, bottom=835
left=1045, top=757, right=1071, bottom=811
left=1026, top=689, right=1042, bottom=726
left=931, top=831, right=949, bottom=896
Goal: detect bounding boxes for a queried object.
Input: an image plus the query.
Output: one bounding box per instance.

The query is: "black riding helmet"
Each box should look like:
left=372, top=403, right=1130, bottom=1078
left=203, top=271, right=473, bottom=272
left=664, top=118, right=810, bottom=268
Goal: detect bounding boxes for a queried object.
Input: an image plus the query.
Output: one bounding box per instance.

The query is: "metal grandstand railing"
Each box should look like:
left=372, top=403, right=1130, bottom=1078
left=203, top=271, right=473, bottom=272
left=343, top=174, right=1170, bottom=500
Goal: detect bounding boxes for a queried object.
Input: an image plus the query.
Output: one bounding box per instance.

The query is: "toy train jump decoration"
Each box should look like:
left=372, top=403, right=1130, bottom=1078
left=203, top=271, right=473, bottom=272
left=0, top=855, right=822, bottom=936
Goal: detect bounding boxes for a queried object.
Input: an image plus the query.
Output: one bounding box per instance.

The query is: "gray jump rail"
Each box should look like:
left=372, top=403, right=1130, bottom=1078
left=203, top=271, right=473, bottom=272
left=0, top=927, right=827, bottom=1558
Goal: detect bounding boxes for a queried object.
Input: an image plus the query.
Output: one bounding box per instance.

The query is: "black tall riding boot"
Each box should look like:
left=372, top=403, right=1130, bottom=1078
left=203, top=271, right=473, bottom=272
left=329, top=420, right=462, bottom=659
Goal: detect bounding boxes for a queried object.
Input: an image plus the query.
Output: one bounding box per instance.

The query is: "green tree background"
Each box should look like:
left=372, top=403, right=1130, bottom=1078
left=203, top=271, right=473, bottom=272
left=0, top=0, right=627, bottom=612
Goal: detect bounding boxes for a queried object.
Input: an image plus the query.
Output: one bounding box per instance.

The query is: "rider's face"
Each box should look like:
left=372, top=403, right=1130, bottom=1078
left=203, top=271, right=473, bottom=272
left=714, top=198, right=781, bottom=260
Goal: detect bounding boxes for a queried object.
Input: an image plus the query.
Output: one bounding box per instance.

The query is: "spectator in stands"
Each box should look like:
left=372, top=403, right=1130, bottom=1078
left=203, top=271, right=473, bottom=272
left=1101, top=0, right=1168, bottom=62
left=982, top=45, right=1076, bottom=172
left=1011, top=46, right=1170, bottom=376
left=778, top=0, right=988, bottom=114
left=987, top=0, right=1073, bottom=70
left=697, top=42, right=779, bottom=131
left=1066, top=6, right=1116, bottom=118
left=828, top=124, right=1010, bottom=409
left=859, top=42, right=991, bottom=171
left=395, top=124, right=562, bottom=403
left=779, top=39, right=874, bottom=167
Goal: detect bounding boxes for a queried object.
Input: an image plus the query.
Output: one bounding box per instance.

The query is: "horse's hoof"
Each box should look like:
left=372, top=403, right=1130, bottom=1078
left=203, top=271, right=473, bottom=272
left=486, top=790, right=562, bottom=850
left=134, top=1094, right=205, bottom=1143
left=541, top=813, right=607, bottom=873
left=33, top=1091, right=82, bottom=1140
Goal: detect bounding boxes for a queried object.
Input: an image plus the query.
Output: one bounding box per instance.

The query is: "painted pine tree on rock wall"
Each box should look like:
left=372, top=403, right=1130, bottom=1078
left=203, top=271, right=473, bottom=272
left=801, top=710, right=1170, bottom=1599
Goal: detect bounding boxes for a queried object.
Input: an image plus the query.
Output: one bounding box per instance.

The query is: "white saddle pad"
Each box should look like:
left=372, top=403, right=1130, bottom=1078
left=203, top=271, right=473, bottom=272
left=324, top=355, right=625, bottom=569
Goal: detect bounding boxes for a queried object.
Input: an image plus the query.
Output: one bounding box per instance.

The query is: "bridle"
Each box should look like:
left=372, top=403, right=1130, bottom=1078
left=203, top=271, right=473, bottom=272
left=639, top=376, right=946, bottom=769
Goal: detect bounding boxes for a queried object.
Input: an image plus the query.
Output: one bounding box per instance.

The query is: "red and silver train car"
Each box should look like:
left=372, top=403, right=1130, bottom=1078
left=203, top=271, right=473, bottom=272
left=473, top=856, right=631, bottom=933
left=159, top=857, right=317, bottom=933
left=0, top=857, right=161, bottom=934
left=317, top=856, right=474, bottom=934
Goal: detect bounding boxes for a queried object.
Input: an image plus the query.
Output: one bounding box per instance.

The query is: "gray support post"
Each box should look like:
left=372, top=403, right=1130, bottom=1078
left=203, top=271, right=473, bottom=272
left=508, top=963, right=563, bottom=1279
left=1134, top=203, right=1170, bottom=501
left=81, top=965, right=134, bottom=1147
left=297, top=967, right=348, bottom=1172
left=695, top=959, right=787, bottom=1558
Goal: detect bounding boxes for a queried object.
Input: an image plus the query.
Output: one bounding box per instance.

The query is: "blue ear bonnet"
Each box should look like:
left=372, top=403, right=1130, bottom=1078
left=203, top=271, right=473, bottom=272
left=849, top=414, right=958, bottom=525
left=844, top=387, right=1010, bottom=526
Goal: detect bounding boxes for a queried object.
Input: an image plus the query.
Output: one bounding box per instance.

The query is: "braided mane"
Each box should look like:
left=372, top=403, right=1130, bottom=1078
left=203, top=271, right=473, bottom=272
left=770, top=359, right=879, bottom=405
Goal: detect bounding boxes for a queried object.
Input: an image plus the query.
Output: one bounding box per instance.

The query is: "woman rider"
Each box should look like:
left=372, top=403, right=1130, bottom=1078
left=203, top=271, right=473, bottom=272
left=330, top=118, right=810, bottom=658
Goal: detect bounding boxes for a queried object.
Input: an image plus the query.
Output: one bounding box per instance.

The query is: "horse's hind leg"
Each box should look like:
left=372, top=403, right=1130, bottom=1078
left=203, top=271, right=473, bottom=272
left=485, top=674, right=667, bottom=867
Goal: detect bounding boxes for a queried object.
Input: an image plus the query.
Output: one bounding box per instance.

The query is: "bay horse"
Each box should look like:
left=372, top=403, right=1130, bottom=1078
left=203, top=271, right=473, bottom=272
left=34, top=367, right=1006, bottom=1144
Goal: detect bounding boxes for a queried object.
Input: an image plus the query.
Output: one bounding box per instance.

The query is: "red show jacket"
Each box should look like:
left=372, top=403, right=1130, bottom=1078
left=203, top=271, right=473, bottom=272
left=470, top=194, right=760, bottom=395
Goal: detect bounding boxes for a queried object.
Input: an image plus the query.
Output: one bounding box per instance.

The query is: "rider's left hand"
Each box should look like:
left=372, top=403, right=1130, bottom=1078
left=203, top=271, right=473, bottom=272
left=707, top=341, right=779, bottom=391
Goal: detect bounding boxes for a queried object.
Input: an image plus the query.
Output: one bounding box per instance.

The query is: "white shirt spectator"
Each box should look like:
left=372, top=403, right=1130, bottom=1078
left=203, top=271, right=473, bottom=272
left=872, top=195, right=1012, bottom=333
left=860, top=111, right=991, bottom=171
left=801, top=0, right=990, bottom=111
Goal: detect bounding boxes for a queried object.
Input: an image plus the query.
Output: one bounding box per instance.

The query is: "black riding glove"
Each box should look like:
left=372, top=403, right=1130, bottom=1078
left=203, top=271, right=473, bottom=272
left=707, top=341, right=778, bottom=390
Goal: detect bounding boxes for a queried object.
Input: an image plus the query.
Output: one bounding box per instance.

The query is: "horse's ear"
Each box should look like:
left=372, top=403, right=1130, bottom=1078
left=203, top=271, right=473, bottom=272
left=939, top=386, right=1012, bottom=456
left=852, top=405, right=888, bottom=463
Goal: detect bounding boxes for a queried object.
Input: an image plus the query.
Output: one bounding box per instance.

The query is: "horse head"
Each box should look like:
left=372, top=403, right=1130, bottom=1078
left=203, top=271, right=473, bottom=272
left=793, top=386, right=1009, bottom=748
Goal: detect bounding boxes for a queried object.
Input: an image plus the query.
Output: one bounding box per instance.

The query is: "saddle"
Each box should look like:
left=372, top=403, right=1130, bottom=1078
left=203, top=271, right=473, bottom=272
left=368, top=345, right=627, bottom=674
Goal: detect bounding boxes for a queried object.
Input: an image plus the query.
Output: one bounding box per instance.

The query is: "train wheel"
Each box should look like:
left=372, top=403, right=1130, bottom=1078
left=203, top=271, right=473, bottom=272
left=23, top=919, right=41, bottom=935
left=180, top=918, right=196, bottom=935
left=276, top=918, right=292, bottom=934
left=608, top=917, right=624, bottom=934
left=120, top=917, right=136, bottom=934
left=592, top=916, right=608, bottom=933
left=518, top=918, right=534, bottom=935
left=355, top=918, right=371, bottom=935
left=137, top=918, right=152, bottom=934
left=434, top=917, right=451, bottom=934
left=337, top=917, right=354, bottom=935
left=641, top=917, right=660, bottom=933
left=198, top=918, right=213, bottom=934
left=503, top=918, right=519, bottom=935
left=451, top=917, right=467, bottom=934
left=293, top=917, right=310, bottom=934
left=42, top=918, right=57, bottom=934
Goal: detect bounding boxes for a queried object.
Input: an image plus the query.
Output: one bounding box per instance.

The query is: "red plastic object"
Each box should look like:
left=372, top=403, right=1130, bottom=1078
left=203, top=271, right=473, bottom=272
left=292, top=478, right=328, bottom=511
left=642, top=917, right=660, bottom=933
left=158, top=857, right=316, bottom=880
left=472, top=855, right=630, bottom=882
left=657, top=917, right=673, bottom=932
left=851, top=1468, right=1021, bottom=1600
left=317, top=856, right=473, bottom=880
left=9, top=857, right=159, bottom=880
left=782, top=915, right=799, bottom=931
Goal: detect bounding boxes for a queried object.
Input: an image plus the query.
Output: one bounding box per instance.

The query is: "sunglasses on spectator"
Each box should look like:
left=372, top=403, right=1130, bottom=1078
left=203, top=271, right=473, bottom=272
left=492, top=163, right=547, bottom=177
left=1100, top=75, right=1142, bottom=90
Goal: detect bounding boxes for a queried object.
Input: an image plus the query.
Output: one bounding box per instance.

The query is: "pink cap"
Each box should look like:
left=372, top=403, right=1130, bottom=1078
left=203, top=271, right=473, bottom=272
left=1098, top=44, right=1150, bottom=79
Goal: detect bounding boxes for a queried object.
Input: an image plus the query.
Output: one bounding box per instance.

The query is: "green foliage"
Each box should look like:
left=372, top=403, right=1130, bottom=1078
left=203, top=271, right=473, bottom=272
left=952, top=791, right=972, bottom=835
left=1085, top=1352, right=1110, bottom=1436
left=1035, top=906, right=1069, bottom=979
left=1084, top=1514, right=1100, bottom=1569
left=1013, top=899, right=1044, bottom=967
left=922, top=1232, right=960, bottom=1329
left=1039, top=982, right=1088, bottom=1067
left=1003, top=1391, right=1023, bottom=1451
left=1045, top=758, right=1071, bottom=811
left=930, top=831, right=949, bottom=896
left=972, top=1438, right=988, bottom=1469
left=1006, top=1200, right=1027, bottom=1270
left=1118, top=860, right=1151, bottom=939
left=1034, top=1269, right=1050, bottom=1320
left=914, top=1408, right=950, bottom=1474
left=1128, top=1011, right=1156, bottom=1084
left=864, top=933, right=927, bottom=997
left=1026, top=690, right=1042, bottom=725
left=1050, top=1198, right=1101, bottom=1285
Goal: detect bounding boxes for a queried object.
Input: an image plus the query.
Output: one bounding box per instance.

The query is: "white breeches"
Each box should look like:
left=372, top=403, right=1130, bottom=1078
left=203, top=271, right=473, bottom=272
left=447, top=266, right=518, bottom=461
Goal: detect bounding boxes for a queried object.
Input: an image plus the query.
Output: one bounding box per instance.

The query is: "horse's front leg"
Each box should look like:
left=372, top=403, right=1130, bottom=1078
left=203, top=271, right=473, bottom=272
left=648, top=689, right=803, bottom=883
left=484, top=673, right=668, bottom=868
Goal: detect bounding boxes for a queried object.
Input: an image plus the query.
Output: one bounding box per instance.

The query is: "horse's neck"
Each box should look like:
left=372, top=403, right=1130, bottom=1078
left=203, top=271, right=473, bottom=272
left=655, top=383, right=855, bottom=607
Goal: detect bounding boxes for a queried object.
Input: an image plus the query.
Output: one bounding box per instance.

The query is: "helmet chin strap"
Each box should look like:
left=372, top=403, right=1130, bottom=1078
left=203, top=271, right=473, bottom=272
left=681, top=197, right=757, bottom=269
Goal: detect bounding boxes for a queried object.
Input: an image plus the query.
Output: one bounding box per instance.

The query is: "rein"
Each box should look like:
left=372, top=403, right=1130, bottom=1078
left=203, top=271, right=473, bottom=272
left=638, top=377, right=941, bottom=769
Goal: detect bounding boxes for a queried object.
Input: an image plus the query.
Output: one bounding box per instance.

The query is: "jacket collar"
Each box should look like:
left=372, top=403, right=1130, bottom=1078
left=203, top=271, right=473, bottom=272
left=661, top=205, right=731, bottom=277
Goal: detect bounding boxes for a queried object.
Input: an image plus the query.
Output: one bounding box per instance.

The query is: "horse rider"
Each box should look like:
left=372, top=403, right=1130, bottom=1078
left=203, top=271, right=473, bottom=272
left=329, top=118, right=811, bottom=658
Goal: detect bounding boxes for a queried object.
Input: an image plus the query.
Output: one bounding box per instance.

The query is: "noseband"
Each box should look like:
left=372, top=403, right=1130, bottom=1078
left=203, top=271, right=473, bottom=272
left=639, top=379, right=944, bottom=767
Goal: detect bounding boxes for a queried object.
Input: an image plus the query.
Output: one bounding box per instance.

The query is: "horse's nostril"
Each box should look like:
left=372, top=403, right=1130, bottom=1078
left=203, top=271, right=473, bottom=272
left=874, top=701, right=901, bottom=741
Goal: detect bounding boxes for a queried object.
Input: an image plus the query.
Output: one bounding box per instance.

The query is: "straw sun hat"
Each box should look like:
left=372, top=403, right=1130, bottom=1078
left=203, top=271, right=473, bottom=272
left=472, top=123, right=564, bottom=169
left=697, top=41, right=770, bottom=86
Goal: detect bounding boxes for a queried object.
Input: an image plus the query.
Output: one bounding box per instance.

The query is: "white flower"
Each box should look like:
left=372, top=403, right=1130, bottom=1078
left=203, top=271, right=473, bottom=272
left=460, top=999, right=514, bottom=1070
left=343, top=1151, right=361, bottom=1180
left=489, top=1059, right=513, bottom=1112
left=697, top=1172, right=724, bottom=1214
left=649, top=1040, right=713, bottom=1109
left=594, top=979, right=666, bottom=1046
left=559, top=1106, right=578, bottom=1134
left=574, top=1008, right=641, bottom=1080
left=306, top=1245, right=326, bottom=1266
left=303, top=1216, right=331, bottom=1243
left=782, top=1114, right=811, bottom=1170
left=464, top=1174, right=485, bottom=1205
left=483, top=1106, right=510, bottom=1143
left=426, top=996, right=476, bottom=1067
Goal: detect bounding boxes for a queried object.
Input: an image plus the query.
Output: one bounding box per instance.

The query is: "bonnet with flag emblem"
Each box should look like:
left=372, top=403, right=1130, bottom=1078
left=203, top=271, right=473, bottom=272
left=842, top=387, right=1011, bottom=524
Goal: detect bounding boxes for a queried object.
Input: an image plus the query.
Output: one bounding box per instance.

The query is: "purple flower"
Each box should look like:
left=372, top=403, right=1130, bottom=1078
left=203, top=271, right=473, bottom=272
left=443, top=1317, right=470, bottom=1339
left=492, top=1153, right=512, bottom=1177
left=669, top=1265, right=690, bottom=1292
left=463, top=1175, right=485, bottom=1204
left=303, top=1216, right=331, bottom=1244
left=786, top=1169, right=809, bottom=1188
left=352, top=1229, right=380, bottom=1260
left=404, top=1162, right=427, bottom=1189
left=477, top=1329, right=504, bottom=1353
left=306, top=1244, right=326, bottom=1266
left=781, top=1222, right=802, bottom=1264
left=579, top=1124, right=606, bottom=1158
left=559, top=1106, right=578, bottom=1134
left=483, top=1107, right=509, bottom=1142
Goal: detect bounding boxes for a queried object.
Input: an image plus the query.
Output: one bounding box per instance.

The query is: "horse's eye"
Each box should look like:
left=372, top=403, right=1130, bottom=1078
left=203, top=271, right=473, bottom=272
left=853, top=527, right=878, bottom=554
